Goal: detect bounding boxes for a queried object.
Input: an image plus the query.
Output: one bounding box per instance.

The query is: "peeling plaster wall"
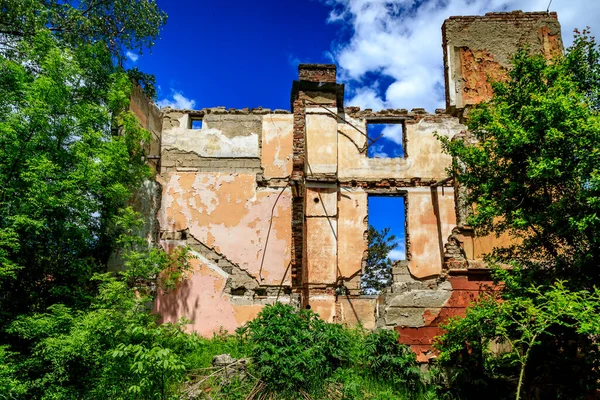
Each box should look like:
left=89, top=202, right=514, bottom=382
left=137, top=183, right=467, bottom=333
left=262, top=114, right=293, bottom=178
left=406, top=187, right=457, bottom=278
left=147, top=11, right=565, bottom=346
left=338, top=114, right=466, bottom=181
left=154, top=246, right=294, bottom=336
left=337, top=187, right=368, bottom=290
left=306, top=108, right=338, bottom=178
left=159, top=172, right=291, bottom=286
left=162, top=113, right=259, bottom=158
left=155, top=109, right=294, bottom=334
left=443, top=11, right=563, bottom=109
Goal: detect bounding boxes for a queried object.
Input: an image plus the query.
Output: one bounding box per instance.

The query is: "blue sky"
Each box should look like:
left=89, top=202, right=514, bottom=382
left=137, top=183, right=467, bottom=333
left=128, top=0, right=600, bottom=260
left=133, top=0, right=339, bottom=110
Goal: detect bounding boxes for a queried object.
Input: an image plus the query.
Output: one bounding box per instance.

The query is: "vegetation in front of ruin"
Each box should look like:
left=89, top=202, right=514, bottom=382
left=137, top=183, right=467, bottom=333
left=436, top=30, right=600, bottom=400
left=181, top=303, right=433, bottom=400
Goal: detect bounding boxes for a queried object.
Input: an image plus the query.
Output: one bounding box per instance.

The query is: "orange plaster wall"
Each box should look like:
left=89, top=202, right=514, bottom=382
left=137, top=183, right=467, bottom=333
left=261, top=114, right=293, bottom=178
left=337, top=188, right=367, bottom=280
left=309, top=295, right=337, bottom=323
left=461, top=229, right=516, bottom=261
left=305, top=217, right=337, bottom=285
left=407, top=187, right=457, bottom=278
left=305, top=109, right=338, bottom=176
left=154, top=257, right=239, bottom=336
left=340, top=297, right=376, bottom=329
left=305, top=186, right=337, bottom=217
left=159, top=172, right=291, bottom=286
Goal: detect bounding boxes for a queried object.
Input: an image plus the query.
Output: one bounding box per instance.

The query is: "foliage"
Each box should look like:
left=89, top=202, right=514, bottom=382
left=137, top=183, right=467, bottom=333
left=0, top=31, right=154, bottom=325
left=436, top=31, right=600, bottom=399
left=362, top=226, right=398, bottom=294
left=436, top=278, right=600, bottom=399
left=0, top=0, right=168, bottom=328
left=439, top=31, right=600, bottom=286
left=237, top=303, right=425, bottom=399
left=127, top=67, right=158, bottom=100
left=0, top=0, right=167, bottom=61
left=4, top=234, right=197, bottom=400
left=243, top=303, right=349, bottom=396
left=363, top=329, right=422, bottom=390
left=0, top=345, right=27, bottom=399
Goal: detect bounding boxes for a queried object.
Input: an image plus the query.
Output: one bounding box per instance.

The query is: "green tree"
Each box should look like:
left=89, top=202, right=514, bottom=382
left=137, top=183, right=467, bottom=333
left=436, top=31, right=600, bottom=399
left=0, top=1, right=166, bottom=325
left=0, top=0, right=167, bottom=61
left=440, top=30, right=600, bottom=287
left=0, top=32, right=148, bottom=323
left=362, top=226, right=398, bottom=294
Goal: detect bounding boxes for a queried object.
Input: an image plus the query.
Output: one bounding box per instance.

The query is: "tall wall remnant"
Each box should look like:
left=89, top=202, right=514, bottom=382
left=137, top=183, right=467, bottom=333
left=443, top=11, right=562, bottom=111
left=131, top=11, right=563, bottom=362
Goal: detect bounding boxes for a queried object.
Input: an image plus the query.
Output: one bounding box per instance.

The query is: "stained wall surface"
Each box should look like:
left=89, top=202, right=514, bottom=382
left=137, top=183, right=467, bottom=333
left=443, top=11, right=563, bottom=109
left=154, top=109, right=296, bottom=336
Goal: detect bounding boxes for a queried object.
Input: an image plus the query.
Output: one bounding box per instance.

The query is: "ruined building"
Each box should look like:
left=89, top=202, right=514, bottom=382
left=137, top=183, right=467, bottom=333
left=128, top=11, right=563, bottom=362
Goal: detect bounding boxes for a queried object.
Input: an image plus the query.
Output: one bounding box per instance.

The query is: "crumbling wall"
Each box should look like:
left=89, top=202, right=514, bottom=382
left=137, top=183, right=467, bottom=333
left=109, top=84, right=162, bottom=272
left=154, top=108, right=295, bottom=335
left=443, top=11, right=563, bottom=110
left=148, top=11, right=565, bottom=353
left=338, top=109, right=464, bottom=182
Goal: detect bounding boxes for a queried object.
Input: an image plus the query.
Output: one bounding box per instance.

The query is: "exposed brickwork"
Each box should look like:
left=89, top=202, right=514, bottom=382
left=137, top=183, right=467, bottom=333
left=396, top=275, right=498, bottom=362
left=291, top=93, right=306, bottom=290
left=298, top=64, right=336, bottom=83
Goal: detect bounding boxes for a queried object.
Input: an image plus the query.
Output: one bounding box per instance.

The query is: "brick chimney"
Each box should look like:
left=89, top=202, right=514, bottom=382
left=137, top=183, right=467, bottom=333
left=298, top=64, right=337, bottom=83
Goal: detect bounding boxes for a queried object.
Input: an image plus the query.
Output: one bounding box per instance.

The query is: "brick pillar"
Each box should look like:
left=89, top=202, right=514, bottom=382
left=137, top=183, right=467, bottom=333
left=290, top=64, right=342, bottom=309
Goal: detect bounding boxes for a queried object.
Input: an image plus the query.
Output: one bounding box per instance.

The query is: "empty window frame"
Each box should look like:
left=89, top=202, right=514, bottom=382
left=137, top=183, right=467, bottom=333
left=189, top=117, right=203, bottom=130
left=367, top=122, right=405, bottom=158
left=364, top=195, right=407, bottom=294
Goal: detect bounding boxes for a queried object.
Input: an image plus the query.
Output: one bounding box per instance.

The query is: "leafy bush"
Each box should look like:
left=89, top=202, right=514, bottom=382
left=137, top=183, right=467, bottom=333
left=244, top=303, right=350, bottom=396
left=239, top=303, right=426, bottom=399
left=363, top=329, right=422, bottom=390
left=7, top=275, right=200, bottom=400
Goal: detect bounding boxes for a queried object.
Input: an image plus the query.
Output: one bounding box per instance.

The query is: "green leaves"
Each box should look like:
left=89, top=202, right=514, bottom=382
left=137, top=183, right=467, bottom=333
left=0, top=29, right=156, bottom=321
left=440, top=33, right=600, bottom=284
left=244, top=303, right=423, bottom=398
left=0, top=0, right=167, bottom=61
left=436, top=31, right=600, bottom=399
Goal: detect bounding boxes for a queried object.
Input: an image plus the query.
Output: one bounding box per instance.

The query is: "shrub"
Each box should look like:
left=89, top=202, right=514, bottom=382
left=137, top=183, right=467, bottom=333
left=244, top=303, right=350, bottom=396
left=363, top=329, right=422, bottom=390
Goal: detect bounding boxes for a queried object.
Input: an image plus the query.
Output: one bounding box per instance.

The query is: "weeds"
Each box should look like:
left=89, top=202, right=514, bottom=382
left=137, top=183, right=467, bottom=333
left=180, top=303, right=436, bottom=399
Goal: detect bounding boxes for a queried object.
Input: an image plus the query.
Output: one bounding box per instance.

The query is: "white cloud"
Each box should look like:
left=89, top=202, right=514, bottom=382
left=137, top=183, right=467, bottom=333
left=370, top=143, right=389, bottom=158
left=157, top=90, right=196, bottom=110
left=324, top=0, right=600, bottom=112
left=388, top=238, right=406, bottom=261
left=381, top=124, right=403, bottom=145
left=125, top=51, right=139, bottom=63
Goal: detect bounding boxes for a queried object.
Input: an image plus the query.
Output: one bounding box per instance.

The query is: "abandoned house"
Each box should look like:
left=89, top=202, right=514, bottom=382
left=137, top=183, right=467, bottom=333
left=127, top=11, right=564, bottom=362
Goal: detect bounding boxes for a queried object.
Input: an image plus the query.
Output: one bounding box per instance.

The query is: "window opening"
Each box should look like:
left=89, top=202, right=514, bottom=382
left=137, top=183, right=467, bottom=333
left=363, top=196, right=407, bottom=294
left=367, top=123, right=405, bottom=158
left=190, top=118, right=203, bottom=130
